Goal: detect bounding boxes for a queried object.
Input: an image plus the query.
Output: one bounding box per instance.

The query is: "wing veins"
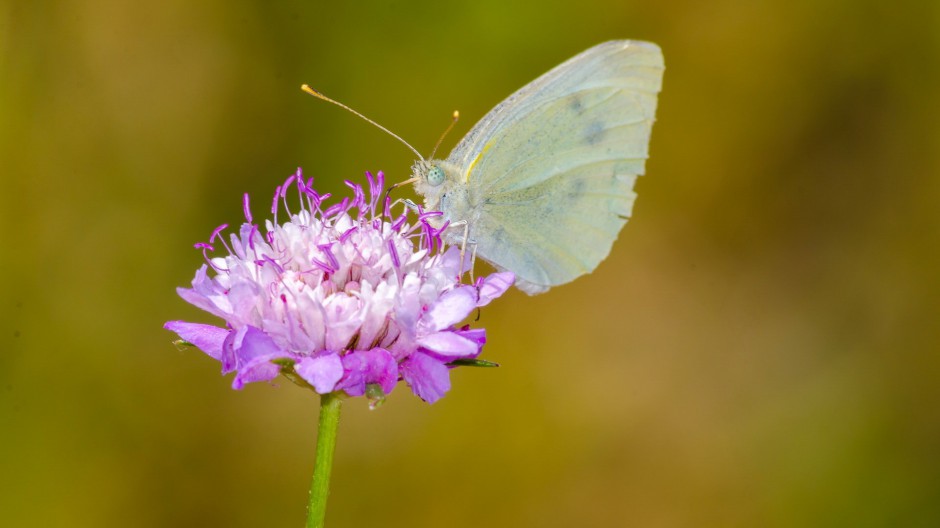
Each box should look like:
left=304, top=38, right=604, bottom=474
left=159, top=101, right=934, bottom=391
left=490, top=116, right=651, bottom=186
left=486, top=156, right=645, bottom=198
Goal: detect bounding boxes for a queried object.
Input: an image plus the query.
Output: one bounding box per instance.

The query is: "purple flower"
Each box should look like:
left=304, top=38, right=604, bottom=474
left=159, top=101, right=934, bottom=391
left=165, top=169, right=513, bottom=404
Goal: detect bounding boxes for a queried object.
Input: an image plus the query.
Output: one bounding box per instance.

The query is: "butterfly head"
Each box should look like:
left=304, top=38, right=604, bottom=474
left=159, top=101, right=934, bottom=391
left=411, top=160, right=447, bottom=201
left=410, top=160, right=471, bottom=222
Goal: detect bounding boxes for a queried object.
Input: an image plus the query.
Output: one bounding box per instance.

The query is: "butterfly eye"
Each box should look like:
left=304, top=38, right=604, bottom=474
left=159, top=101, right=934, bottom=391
left=427, top=166, right=445, bottom=187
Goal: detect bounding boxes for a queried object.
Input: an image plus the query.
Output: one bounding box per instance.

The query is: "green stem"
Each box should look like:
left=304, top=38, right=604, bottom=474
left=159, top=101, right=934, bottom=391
left=306, top=392, right=343, bottom=528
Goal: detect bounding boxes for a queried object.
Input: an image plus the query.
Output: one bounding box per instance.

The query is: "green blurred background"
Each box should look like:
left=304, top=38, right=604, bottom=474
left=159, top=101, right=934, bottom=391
left=2, top=0, right=939, bottom=526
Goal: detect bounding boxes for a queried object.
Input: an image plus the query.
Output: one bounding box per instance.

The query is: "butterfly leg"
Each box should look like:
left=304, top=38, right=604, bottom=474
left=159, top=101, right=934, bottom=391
left=434, top=219, right=478, bottom=284
left=459, top=221, right=471, bottom=282
left=441, top=220, right=472, bottom=283
left=469, top=240, right=479, bottom=284
left=455, top=223, right=480, bottom=284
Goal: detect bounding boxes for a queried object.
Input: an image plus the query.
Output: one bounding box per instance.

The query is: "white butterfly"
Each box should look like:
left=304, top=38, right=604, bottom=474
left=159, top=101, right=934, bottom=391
left=411, top=40, right=664, bottom=294
left=304, top=40, right=664, bottom=295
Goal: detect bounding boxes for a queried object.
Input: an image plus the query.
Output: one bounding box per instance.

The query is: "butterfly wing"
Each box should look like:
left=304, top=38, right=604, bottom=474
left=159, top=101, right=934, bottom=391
left=446, top=40, right=664, bottom=294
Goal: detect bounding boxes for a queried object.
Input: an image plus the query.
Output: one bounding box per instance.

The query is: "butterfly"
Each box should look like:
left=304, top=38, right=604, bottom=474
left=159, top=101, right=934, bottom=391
left=305, top=40, right=664, bottom=294
left=409, top=41, right=664, bottom=294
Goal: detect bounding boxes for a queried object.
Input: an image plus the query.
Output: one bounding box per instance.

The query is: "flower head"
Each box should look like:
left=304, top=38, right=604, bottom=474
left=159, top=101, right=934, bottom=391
left=165, top=169, right=513, bottom=404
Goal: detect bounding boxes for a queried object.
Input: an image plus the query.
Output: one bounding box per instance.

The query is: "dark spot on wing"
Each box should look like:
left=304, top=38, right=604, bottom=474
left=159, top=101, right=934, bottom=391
left=490, top=225, right=508, bottom=250
left=567, top=178, right=586, bottom=201
left=585, top=121, right=605, bottom=145
left=495, top=224, right=508, bottom=239
left=569, top=96, right=585, bottom=115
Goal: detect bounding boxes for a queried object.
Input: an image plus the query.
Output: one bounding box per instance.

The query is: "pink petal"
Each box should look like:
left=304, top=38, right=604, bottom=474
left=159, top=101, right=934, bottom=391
left=417, top=330, right=481, bottom=359
left=419, top=286, right=478, bottom=333
left=232, top=356, right=282, bottom=389
left=400, top=352, right=450, bottom=404
left=322, top=294, right=363, bottom=351
left=177, top=286, right=230, bottom=320
left=454, top=327, right=486, bottom=347
left=164, top=321, right=229, bottom=360
left=221, top=326, right=284, bottom=374
left=477, top=272, right=514, bottom=307
left=295, top=353, right=344, bottom=394
left=336, top=349, right=398, bottom=396
left=236, top=326, right=284, bottom=361
left=220, top=331, right=239, bottom=374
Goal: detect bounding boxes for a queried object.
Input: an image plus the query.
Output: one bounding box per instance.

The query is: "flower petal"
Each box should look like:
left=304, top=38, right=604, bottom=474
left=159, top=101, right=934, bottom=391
left=178, top=265, right=233, bottom=318
left=336, top=349, right=398, bottom=397
left=164, top=321, right=229, bottom=360
left=400, top=352, right=450, bottom=404
left=220, top=331, right=238, bottom=374
left=295, top=291, right=326, bottom=351
left=436, top=245, right=468, bottom=276
left=221, top=326, right=284, bottom=374
left=454, top=327, right=486, bottom=347
left=418, top=286, right=478, bottom=333
left=417, top=330, right=481, bottom=359
left=232, top=356, right=282, bottom=389
left=477, top=272, right=514, bottom=307
left=322, top=294, right=363, bottom=351
left=295, top=353, right=344, bottom=394
left=237, top=326, right=283, bottom=360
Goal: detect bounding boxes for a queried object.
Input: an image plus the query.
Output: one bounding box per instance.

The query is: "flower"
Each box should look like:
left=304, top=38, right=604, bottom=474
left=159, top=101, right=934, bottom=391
left=165, top=169, right=513, bottom=404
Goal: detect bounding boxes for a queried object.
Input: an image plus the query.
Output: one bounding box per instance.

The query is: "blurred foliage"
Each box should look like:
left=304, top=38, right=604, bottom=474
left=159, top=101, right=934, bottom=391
left=2, top=0, right=939, bottom=526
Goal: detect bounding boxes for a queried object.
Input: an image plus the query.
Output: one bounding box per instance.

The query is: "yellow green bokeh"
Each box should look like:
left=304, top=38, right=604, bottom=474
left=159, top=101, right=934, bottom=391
left=2, top=1, right=938, bottom=526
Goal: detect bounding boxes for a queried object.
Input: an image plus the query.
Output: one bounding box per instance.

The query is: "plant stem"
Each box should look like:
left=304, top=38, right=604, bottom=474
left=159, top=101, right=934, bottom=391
left=306, top=392, right=343, bottom=528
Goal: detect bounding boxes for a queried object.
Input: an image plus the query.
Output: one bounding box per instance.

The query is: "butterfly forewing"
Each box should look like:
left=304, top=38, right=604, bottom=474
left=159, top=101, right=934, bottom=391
left=444, top=40, right=664, bottom=293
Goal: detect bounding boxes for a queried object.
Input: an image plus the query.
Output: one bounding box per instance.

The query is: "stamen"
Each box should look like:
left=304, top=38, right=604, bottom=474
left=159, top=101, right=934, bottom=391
left=339, top=226, right=358, bottom=243
left=280, top=174, right=296, bottom=217
left=318, top=243, right=340, bottom=271
left=383, top=194, right=392, bottom=219
left=391, top=214, right=408, bottom=232
left=343, top=180, right=365, bottom=218
left=304, top=189, right=320, bottom=211
left=208, top=224, right=236, bottom=256
left=372, top=171, right=385, bottom=215
left=366, top=171, right=376, bottom=201
left=323, top=199, right=347, bottom=219
left=247, top=224, right=259, bottom=251
left=243, top=194, right=252, bottom=223
left=310, top=257, right=333, bottom=274
left=420, top=221, right=434, bottom=252
left=271, top=185, right=281, bottom=218
left=261, top=255, right=285, bottom=274
left=283, top=173, right=297, bottom=189
left=387, top=239, right=401, bottom=268
left=209, top=224, right=229, bottom=244
left=418, top=211, right=442, bottom=222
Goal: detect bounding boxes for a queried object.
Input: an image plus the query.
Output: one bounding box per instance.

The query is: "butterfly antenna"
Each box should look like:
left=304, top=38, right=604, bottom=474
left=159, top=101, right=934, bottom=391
left=301, top=84, right=425, bottom=162
left=429, top=110, right=460, bottom=160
